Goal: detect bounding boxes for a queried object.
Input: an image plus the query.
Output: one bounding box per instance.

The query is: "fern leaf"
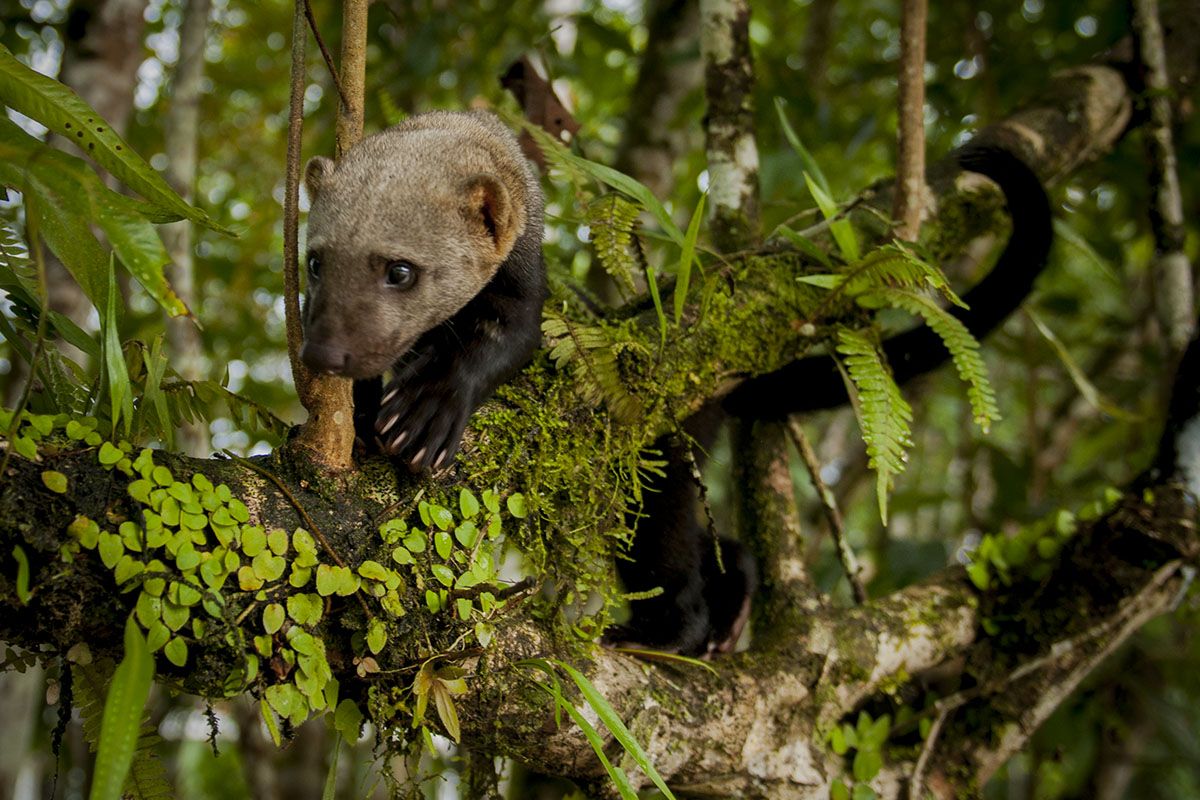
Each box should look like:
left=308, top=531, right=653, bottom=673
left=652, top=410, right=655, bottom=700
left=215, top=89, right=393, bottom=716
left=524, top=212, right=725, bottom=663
left=541, top=312, right=643, bottom=423
left=0, top=217, right=36, bottom=294
left=836, top=327, right=912, bottom=524
left=868, top=287, right=1000, bottom=432
left=800, top=244, right=965, bottom=309
left=586, top=194, right=641, bottom=297
left=125, top=731, right=173, bottom=800
left=498, top=110, right=592, bottom=192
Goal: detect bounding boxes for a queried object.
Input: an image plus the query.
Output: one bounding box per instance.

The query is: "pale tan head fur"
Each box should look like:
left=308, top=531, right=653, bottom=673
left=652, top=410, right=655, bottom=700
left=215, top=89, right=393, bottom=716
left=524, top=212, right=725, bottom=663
left=302, top=111, right=537, bottom=378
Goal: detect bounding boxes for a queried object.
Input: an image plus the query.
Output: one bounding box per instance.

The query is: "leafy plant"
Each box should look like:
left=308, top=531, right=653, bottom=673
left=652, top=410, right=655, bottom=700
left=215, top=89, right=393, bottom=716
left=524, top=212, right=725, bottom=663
left=542, top=312, right=647, bottom=424
left=836, top=328, right=913, bottom=525
left=519, top=658, right=678, bottom=800
left=828, top=711, right=891, bottom=800
left=85, top=617, right=165, bottom=800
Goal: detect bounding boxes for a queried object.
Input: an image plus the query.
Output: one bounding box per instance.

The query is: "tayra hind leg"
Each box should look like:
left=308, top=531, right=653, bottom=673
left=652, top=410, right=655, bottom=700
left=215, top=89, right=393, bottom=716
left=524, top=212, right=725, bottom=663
left=613, top=408, right=757, bottom=656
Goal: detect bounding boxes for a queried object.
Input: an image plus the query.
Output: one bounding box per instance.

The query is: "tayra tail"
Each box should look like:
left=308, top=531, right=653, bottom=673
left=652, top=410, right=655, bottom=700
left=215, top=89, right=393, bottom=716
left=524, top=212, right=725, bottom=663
left=722, top=145, right=1054, bottom=418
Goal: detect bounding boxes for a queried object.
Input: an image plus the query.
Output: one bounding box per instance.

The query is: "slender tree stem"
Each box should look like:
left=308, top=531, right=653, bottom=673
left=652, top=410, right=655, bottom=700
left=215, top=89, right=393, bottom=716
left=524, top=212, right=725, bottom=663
left=1132, top=0, right=1194, bottom=360
left=788, top=418, right=868, bottom=603
left=892, top=0, right=927, bottom=241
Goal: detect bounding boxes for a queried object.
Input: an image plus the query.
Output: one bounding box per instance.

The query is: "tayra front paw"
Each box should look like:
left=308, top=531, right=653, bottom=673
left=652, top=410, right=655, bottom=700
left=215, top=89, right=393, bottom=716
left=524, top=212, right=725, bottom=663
left=376, top=378, right=474, bottom=471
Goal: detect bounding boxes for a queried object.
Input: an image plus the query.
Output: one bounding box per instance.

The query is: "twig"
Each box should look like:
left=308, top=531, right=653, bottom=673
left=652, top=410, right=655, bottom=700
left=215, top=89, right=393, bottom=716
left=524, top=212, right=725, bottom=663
left=892, top=0, right=928, bottom=241
left=222, top=450, right=375, bottom=618
left=372, top=487, right=426, bottom=524
left=302, top=0, right=351, bottom=116
left=787, top=418, right=868, bottom=603
left=897, top=556, right=1185, bottom=786
left=221, top=449, right=341, bottom=566
left=1132, top=0, right=1194, bottom=359
left=447, top=576, right=536, bottom=603
left=282, top=0, right=308, bottom=391
left=907, top=697, right=958, bottom=800
left=679, top=438, right=723, bottom=573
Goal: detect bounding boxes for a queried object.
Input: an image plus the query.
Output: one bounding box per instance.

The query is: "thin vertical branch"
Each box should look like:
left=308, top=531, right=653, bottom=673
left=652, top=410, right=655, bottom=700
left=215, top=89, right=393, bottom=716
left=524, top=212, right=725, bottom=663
left=1132, top=0, right=1194, bottom=361
left=283, top=0, right=367, bottom=470
left=699, top=0, right=759, bottom=252
left=892, top=0, right=927, bottom=241
left=787, top=419, right=868, bottom=603
left=283, top=0, right=309, bottom=392
left=336, top=0, right=369, bottom=156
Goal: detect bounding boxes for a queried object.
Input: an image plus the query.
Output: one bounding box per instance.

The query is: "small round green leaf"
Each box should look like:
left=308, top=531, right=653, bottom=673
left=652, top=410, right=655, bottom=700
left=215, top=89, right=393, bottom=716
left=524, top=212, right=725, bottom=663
left=506, top=493, right=528, bottom=518
left=41, top=470, right=68, bottom=493
left=263, top=602, right=285, bottom=634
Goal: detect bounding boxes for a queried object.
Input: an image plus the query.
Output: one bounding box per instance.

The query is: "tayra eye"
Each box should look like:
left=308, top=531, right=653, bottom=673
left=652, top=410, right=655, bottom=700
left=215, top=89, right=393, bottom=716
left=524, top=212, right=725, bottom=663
left=386, top=261, right=417, bottom=289
left=307, top=253, right=321, bottom=280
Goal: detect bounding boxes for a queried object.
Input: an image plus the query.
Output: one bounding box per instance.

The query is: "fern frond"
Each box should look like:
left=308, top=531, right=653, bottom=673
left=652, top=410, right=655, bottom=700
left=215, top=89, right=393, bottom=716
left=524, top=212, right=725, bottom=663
left=836, top=327, right=912, bottom=524
left=159, top=380, right=290, bottom=443
left=868, top=287, right=1000, bottom=432
left=542, top=312, right=644, bottom=423
left=125, top=730, right=173, bottom=799
left=40, top=346, right=89, bottom=415
left=74, top=658, right=115, bottom=748
left=800, top=244, right=965, bottom=310
left=586, top=194, right=642, bottom=297
left=499, top=111, right=592, bottom=192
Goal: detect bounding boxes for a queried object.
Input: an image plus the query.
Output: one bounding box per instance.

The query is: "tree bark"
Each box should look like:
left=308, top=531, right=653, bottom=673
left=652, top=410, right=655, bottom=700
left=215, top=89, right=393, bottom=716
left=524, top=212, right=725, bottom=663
left=3, top=11, right=1200, bottom=800
left=163, top=0, right=213, bottom=457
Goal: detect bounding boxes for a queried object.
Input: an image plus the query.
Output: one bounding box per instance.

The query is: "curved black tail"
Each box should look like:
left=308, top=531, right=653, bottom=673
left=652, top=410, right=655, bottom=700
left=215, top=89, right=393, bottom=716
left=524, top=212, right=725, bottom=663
left=722, top=145, right=1054, bottom=418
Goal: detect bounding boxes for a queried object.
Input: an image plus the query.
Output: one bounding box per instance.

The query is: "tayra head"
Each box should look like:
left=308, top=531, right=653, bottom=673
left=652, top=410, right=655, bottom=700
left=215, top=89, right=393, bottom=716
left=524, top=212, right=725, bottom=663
left=300, top=114, right=528, bottom=379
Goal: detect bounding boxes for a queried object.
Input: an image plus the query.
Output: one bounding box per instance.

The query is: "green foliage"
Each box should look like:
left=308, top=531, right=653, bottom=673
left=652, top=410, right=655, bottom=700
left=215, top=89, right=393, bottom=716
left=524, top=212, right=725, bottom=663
left=586, top=194, right=642, bottom=297
left=73, top=651, right=172, bottom=800
left=805, top=173, right=860, bottom=263
left=542, top=312, right=646, bottom=424
left=867, top=288, right=1000, bottom=432
left=836, top=328, right=913, bottom=525
left=828, top=711, right=891, bottom=800
left=799, top=243, right=964, bottom=302
left=0, top=44, right=229, bottom=234
left=673, top=191, right=707, bottom=325
left=520, top=658, right=678, bottom=800
left=89, top=617, right=160, bottom=800
left=966, top=489, right=1122, bottom=600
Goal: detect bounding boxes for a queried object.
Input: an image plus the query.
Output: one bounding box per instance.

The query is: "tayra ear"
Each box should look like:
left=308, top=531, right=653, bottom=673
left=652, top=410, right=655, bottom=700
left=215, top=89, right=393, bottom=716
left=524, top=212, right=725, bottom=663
left=305, top=156, right=336, bottom=201
left=460, top=174, right=520, bottom=259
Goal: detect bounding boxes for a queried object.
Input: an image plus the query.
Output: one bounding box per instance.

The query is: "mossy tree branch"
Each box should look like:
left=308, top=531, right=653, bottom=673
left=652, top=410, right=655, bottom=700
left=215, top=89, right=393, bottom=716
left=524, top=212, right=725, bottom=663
left=3, top=10, right=1200, bottom=798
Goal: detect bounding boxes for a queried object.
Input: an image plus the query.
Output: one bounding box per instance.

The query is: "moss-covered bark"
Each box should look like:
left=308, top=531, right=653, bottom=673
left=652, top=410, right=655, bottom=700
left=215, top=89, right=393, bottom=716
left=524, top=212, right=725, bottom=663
left=3, top=16, right=1200, bottom=798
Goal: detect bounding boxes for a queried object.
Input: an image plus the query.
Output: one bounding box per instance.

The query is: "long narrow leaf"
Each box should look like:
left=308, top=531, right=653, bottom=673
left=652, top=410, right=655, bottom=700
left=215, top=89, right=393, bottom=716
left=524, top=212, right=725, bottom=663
left=322, top=737, right=340, bottom=800
left=674, top=191, right=706, bottom=323
left=531, top=676, right=640, bottom=799
left=558, top=150, right=685, bottom=246
left=1026, top=309, right=1136, bottom=420
left=89, top=617, right=154, bottom=800
left=102, top=259, right=132, bottom=437
left=0, top=118, right=189, bottom=317
left=804, top=174, right=859, bottom=262
left=553, top=660, right=678, bottom=800
left=775, top=224, right=833, bottom=267
left=774, top=97, right=832, bottom=197
left=0, top=44, right=231, bottom=234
